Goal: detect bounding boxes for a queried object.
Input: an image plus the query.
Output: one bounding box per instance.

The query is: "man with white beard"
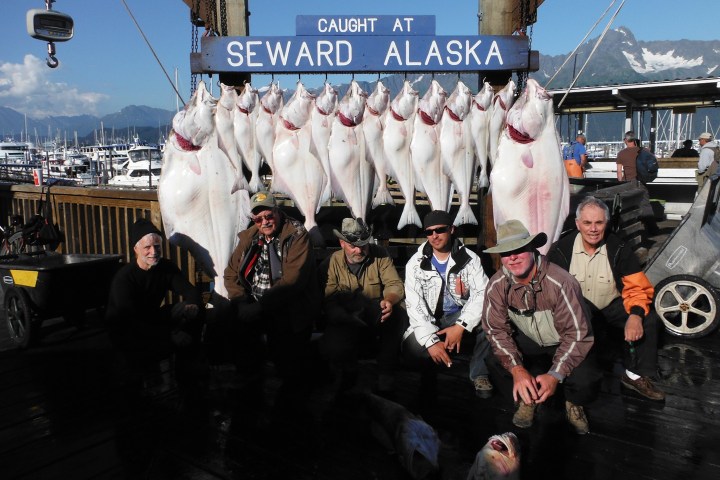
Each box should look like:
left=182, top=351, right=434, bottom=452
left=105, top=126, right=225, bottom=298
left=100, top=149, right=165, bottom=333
left=106, top=219, right=206, bottom=412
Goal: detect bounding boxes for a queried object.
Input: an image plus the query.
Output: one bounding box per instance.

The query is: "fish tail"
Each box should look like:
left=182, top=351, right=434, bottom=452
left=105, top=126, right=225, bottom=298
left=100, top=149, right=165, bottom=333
left=454, top=204, right=478, bottom=226
left=397, top=203, right=421, bottom=230
left=248, top=174, right=263, bottom=193
left=372, top=187, right=395, bottom=207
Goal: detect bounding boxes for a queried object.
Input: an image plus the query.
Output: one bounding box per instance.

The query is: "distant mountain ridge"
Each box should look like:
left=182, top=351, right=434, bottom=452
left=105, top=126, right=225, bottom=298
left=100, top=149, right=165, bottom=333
left=1, top=27, right=718, bottom=143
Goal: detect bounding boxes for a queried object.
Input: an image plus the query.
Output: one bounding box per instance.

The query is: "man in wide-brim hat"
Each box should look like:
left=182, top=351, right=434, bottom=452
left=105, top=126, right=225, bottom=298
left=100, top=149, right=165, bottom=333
left=482, top=219, right=601, bottom=435
left=319, top=218, right=407, bottom=397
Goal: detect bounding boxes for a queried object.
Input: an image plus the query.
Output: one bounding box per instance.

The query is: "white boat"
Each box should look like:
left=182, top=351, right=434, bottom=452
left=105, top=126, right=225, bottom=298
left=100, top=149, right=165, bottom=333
left=108, top=159, right=162, bottom=188
left=0, top=140, right=40, bottom=164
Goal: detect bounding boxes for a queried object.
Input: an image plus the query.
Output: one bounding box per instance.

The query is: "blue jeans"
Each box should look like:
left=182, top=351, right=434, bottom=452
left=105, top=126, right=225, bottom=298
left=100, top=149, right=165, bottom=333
left=401, top=311, right=490, bottom=381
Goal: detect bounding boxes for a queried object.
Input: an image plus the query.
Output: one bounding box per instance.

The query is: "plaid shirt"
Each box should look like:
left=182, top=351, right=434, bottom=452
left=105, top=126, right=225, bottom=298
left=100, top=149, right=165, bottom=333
left=251, top=237, right=281, bottom=300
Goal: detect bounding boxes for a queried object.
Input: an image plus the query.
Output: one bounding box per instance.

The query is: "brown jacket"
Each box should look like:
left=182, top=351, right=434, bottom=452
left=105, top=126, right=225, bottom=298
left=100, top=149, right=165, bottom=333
left=223, top=215, right=319, bottom=330
left=482, top=256, right=594, bottom=380
left=323, top=245, right=404, bottom=303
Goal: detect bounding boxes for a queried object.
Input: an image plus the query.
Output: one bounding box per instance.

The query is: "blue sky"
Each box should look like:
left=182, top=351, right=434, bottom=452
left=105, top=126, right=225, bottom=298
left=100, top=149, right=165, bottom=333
left=1, top=0, right=717, bottom=117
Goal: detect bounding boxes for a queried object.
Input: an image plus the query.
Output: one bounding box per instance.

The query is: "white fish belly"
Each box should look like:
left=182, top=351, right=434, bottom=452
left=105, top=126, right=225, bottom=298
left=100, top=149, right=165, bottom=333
left=159, top=133, right=251, bottom=299
left=490, top=129, right=569, bottom=254
left=328, top=121, right=372, bottom=220
left=272, top=124, right=326, bottom=231
left=411, top=119, right=451, bottom=211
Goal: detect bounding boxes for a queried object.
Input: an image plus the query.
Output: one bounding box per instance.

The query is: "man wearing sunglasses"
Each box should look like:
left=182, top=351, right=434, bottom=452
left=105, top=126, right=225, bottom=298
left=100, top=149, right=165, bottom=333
left=222, top=191, right=319, bottom=419
left=482, top=220, right=600, bottom=435
left=319, top=218, right=407, bottom=398
left=402, top=210, right=493, bottom=400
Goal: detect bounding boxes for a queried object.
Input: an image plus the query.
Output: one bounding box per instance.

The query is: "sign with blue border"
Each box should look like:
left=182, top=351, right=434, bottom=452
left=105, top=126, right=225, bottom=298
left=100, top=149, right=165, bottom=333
left=199, top=35, right=530, bottom=73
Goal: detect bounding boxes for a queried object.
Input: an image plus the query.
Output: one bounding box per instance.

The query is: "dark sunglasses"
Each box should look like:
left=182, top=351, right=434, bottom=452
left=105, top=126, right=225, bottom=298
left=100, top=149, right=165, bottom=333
left=252, top=212, right=274, bottom=224
left=424, top=226, right=450, bottom=236
left=344, top=232, right=370, bottom=243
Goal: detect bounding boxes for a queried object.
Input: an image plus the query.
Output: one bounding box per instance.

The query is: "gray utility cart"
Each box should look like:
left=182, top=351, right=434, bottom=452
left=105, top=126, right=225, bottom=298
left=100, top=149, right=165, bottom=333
left=645, top=174, right=720, bottom=338
left=1, top=252, right=123, bottom=348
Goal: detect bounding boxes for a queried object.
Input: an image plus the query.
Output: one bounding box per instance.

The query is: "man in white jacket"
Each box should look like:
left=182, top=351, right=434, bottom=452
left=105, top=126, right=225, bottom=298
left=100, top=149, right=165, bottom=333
left=402, top=210, right=493, bottom=398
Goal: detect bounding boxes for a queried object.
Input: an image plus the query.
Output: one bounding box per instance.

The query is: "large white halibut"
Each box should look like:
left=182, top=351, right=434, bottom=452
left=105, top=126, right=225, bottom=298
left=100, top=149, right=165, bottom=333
left=159, top=82, right=251, bottom=300
left=410, top=79, right=450, bottom=212
left=490, top=79, right=569, bottom=254
left=439, top=80, right=476, bottom=225
left=383, top=80, right=420, bottom=229
left=233, top=83, right=263, bottom=192
left=310, top=82, right=338, bottom=204
left=364, top=81, right=393, bottom=207
left=469, top=82, right=494, bottom=189
left=272, top=81, right=327, bottom=238
left=328, top=81, right=372, bottom=220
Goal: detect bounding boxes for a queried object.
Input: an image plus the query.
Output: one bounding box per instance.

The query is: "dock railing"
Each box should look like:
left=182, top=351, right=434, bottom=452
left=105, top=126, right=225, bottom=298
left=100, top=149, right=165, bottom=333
left=0, top=183, right=199, bottom=289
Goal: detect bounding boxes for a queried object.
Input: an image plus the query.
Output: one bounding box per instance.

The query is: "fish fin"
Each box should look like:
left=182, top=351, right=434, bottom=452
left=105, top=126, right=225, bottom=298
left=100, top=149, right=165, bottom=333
left=397, top=203, right=421, bottom=230
left=372, top=187, right=395, bottom=208
left=477, top=171, right=489, bottom=189
left=188, top=154, right=202, bottom=175
left=454, top=204, right=478, bottom=226
left=248, top=174, right=264, bottom=193
left=231, top=174, right=249, bottom=194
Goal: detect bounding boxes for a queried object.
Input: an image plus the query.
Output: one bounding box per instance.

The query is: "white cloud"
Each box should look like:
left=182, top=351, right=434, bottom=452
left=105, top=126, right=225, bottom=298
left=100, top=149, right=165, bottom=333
left=0, top=55, right=107, bottom=117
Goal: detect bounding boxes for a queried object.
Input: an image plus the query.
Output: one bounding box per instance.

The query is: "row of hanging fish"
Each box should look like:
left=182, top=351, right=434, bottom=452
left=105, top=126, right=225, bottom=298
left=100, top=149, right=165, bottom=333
left=157, top=76, right=568, bottom=296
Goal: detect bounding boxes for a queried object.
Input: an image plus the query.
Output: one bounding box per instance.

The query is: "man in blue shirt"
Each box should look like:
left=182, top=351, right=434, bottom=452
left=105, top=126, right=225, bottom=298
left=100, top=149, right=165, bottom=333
left=564, top=134, right=588, bottom=178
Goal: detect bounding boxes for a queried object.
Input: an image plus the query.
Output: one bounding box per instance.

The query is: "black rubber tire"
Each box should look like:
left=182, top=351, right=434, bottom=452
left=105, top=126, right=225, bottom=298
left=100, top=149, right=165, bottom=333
left=654, top=275, right=720, bottom=339
left=4, top=287, right=35, bottom=349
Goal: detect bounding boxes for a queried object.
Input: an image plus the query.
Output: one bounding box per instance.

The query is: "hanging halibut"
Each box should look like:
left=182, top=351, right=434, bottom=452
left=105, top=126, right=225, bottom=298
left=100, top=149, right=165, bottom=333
left=469, top=81, right=494, bottom=189
left=410, top=79, right=451, bottom=212
left=489, top=80, right=516, bottom=167
left=328, top=80, right=372, bottom=220
left=159, top=81, right=251, bottom=300
left=363, top=81, right=393, bottom=208
left=255, top=82, right=284, bottom=190
left=383, top=80, right=420, bottom=229
left=233, top=83, right=264, bottom=192
left=216, top=83, right=249, bottom=192
left=310, top=82, right=338, bottom=204
left=490, top=79, right=569, bottom=254
left=272, top=81, right=327, bottom=240
left=439, top=80, right=476, bottom=225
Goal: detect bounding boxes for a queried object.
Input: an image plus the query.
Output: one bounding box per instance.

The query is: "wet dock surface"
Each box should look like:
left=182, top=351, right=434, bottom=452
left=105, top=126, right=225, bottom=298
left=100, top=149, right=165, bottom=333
left=2, top=308, right=720, bottom=480
left=1, top=220, right=719, bottom=480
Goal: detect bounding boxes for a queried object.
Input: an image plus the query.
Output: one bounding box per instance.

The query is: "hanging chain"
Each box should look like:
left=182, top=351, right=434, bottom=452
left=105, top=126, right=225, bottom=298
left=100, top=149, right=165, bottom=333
left=190, top=0, right=201, bottom=95
left=515, top=0, right=537, bottom=95
left=220, top=0, right=228, bottom=36
left=209, top=0, right=218, bottom=35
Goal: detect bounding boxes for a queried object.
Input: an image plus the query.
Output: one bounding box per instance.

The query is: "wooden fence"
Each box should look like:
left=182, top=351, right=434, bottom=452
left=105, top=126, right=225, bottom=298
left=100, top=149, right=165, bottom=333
left=0, top=183, right=199, bottom=285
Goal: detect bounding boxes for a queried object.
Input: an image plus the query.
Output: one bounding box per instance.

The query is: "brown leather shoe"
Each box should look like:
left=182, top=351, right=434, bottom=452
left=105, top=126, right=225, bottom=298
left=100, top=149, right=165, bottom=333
left=512, top=400, right=536, bottom=428
left=565, top=401, right=589, bottom=435
left=621, top=374, right=666, bottom=401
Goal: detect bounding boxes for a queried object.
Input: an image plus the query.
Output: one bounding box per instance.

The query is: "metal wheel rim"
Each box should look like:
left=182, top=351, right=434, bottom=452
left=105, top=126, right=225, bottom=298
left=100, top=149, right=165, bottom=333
left=6, top=295, right=26, bottom=342
left=656, top=280, right=718, bottom=335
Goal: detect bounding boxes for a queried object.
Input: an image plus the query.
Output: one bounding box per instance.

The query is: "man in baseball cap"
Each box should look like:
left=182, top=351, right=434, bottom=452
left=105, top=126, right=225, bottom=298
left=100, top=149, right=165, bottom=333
left=697, top=132, right=719, bottom=191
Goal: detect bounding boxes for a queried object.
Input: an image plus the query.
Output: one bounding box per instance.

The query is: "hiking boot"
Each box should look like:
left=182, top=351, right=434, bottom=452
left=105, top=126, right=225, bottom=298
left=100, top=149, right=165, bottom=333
left=565, top=401, right=589, bottom=435
left=512, top=400, right=536, bottom=428
left=621, top=374, right=666, bottom=401
left=472, top=376, right=494, bottom=399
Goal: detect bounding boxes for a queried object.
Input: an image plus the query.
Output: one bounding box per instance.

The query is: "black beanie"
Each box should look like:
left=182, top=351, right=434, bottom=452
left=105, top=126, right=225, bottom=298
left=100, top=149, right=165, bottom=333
left=130, top=218, right=162, bottom=247
left=422, top=210, right=455, bottom=229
